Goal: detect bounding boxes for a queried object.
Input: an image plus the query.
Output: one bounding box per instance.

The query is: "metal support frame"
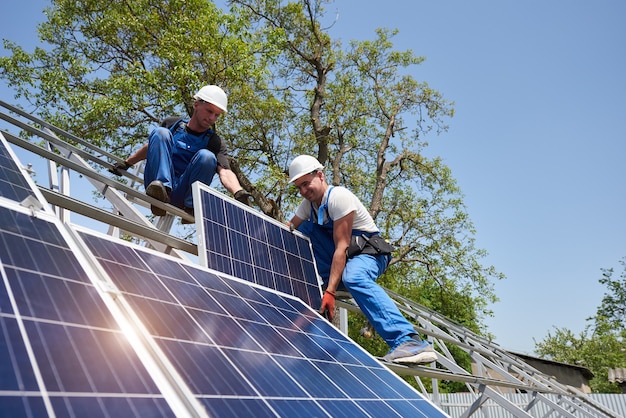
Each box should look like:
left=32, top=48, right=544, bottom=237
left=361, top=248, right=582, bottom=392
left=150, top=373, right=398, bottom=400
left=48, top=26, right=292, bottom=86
left=0, top=101, right=621, bottom=418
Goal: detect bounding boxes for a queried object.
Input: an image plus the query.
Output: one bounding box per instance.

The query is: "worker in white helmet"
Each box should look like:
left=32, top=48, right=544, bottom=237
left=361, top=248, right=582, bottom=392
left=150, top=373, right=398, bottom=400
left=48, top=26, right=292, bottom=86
left=287, top=155, right=438, bottom=365
left=111, top=85, right=251, bottom=222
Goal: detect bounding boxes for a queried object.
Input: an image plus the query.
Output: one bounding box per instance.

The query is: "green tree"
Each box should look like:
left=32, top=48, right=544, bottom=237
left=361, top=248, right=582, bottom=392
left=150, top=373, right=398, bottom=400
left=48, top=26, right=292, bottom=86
left=1, top=0, right=502, bottom=369
left=535, top=257, right=626, bottom=393
left=228, top=0, right=501, bottom=335
left=596, top=257, right=626, bottom=330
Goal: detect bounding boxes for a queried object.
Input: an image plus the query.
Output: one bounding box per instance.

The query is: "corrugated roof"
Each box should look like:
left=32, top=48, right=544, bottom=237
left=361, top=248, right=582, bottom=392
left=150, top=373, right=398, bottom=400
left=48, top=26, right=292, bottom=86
left=609, top=368, right=626, bottom=383
left=512, top=351, right=595, bottom=379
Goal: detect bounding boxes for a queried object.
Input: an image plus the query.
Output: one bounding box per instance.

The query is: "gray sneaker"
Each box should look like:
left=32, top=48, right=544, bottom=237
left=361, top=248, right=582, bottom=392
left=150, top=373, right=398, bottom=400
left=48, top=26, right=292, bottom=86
left=146, top=180, right=170, bottom=216
left=383, top=339, right=437, bottom=364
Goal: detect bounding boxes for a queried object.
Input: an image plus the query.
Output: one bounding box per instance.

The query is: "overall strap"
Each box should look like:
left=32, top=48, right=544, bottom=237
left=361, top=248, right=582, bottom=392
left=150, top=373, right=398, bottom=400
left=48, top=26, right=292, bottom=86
left=169, top=118, right=215, bottom=146
left=168, top=118, right=186, bottom=134
left=311, top=186, right=335, bottom=225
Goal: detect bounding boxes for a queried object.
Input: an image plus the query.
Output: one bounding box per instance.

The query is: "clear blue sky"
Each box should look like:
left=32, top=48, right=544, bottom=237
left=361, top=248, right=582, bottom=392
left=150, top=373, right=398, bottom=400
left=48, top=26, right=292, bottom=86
left=2, top=1, right=625, bottom=355
left=329, top=1, right=625, bottom=355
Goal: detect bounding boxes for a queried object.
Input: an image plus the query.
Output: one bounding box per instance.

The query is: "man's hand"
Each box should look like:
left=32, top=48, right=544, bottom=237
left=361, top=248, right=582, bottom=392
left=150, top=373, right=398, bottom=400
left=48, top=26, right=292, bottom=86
left=234, top=189, right=252, bottom=206
left=319, top=289, right=336, bottom=321
left=109, top=160, right=132, bottom=175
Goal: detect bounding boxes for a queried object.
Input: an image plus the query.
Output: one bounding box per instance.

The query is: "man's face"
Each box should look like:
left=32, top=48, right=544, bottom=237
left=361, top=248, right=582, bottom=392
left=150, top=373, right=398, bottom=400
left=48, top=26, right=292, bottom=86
left=193, top=101, right=224, bottom=129
left=293, top=171, right=324, bottom=203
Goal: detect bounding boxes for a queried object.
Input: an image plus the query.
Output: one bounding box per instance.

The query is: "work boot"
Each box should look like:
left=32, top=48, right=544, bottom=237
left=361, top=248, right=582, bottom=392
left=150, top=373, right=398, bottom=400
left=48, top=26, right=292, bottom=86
left=146, top=180, right=170, bottom=216
left=181, top=207, right=195, bottom=224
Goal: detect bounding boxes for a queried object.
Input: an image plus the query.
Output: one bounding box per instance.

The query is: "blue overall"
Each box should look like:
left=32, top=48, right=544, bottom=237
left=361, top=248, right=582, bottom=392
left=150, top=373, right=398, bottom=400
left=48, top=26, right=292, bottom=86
left=144, top=123, right=218, bottom=209
left=298, top=188, right=417, bottom=349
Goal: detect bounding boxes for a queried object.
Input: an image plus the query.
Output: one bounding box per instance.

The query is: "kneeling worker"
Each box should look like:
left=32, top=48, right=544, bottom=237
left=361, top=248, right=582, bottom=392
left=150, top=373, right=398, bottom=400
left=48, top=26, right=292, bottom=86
left=287, top=155, right=437, bottom=364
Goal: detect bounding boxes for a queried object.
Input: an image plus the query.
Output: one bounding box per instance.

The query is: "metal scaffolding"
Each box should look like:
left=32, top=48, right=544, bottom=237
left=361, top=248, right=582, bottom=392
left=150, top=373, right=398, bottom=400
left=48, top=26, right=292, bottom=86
left=0, top=100, right=620, bottom=418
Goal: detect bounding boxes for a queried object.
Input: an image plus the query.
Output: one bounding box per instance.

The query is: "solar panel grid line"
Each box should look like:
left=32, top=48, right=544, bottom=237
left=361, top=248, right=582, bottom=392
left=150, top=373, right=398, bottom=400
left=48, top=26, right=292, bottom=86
left=76, top=227, right=448, bottom=417
left=193, top=182, right=323, bottom=309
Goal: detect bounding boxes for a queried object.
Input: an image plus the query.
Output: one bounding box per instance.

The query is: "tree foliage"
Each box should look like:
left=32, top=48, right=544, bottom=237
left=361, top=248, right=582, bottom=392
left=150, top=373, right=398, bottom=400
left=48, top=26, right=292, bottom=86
left=595, top=257, right=626, bottom=330
left=535, top=257, right=626, bottom=393
left=1, top=0, right=503, bottom=354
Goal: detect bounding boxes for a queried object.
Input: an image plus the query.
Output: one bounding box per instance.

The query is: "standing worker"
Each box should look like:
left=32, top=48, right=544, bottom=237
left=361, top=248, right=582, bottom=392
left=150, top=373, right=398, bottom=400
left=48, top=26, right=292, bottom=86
left=287, top=155, right=437, bottom=364
left=111, top=85, right=251, bottom=220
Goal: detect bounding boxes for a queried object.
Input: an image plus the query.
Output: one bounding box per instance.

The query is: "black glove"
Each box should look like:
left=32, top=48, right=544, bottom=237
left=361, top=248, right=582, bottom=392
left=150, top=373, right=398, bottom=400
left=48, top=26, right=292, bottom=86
left=109, top=160, right=132, bottom=175
left=234, top=189, right=252, bottom=206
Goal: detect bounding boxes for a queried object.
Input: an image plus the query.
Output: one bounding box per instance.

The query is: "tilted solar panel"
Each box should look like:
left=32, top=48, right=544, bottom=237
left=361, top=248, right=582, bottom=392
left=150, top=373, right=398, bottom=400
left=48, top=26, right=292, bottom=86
left=77, top=228, right=448, bottom=417
left=0, top=206, right=176, bottom=416
left=194, top=183, right=323, bottom=309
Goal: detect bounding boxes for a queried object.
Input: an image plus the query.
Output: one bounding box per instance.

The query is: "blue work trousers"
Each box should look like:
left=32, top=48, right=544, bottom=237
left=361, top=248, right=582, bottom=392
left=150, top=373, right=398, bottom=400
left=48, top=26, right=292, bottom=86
left=144, top=127, right=218, bottom=209
left=342, top=254, right=417, bottom=350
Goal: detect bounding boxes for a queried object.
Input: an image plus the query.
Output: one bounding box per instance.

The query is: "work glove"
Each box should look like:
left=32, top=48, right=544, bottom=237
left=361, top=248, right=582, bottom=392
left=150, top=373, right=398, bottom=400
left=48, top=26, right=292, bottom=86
left=234, top=189, right=252, bottom=206
left=319, top=289, right=336, bottom=321
left=109, top=160, right=132, bottom=175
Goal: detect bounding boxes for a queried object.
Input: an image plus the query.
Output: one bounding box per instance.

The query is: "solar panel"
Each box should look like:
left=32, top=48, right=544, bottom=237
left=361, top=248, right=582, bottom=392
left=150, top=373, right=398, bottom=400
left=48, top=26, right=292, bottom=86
left=0, top=206, right=177, bottom=416
left=77, top=228, right=448, bottom=417
left=194, top=183, right=323, bottom=309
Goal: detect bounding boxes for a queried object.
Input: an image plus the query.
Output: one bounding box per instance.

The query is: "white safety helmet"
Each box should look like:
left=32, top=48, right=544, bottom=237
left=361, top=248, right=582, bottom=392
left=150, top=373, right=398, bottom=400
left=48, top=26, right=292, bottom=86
left=288, top=155, right=324, bottom=183
left=193, top=85, right=228, bottom=113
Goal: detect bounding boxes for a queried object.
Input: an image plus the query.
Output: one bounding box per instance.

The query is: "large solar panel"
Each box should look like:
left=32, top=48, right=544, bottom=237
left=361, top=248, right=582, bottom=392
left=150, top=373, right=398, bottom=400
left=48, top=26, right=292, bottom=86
left=194, top=183, right=323, bottom=309
left=77, top=228, right=447, bottom=417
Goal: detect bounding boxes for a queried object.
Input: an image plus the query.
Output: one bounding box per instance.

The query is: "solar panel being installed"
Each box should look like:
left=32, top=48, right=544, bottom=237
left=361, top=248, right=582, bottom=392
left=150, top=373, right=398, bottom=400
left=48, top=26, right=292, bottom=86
left=194, top=183, right=323, bottom=309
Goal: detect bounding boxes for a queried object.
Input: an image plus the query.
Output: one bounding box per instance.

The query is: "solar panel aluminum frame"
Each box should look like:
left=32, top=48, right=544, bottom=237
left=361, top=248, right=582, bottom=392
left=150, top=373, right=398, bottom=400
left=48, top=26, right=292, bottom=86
left=192, top=181, right=324, bottom=308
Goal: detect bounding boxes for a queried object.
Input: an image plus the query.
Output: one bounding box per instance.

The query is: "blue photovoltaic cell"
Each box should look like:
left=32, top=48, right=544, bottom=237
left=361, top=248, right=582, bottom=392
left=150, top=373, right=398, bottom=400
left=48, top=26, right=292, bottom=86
left=79, top=229, right=447, bottom=417
left=0, top=134, right=39, bottom=203
left=0, top=206, right=174, bottom=417
left=195, top=184, right=322, bottom=309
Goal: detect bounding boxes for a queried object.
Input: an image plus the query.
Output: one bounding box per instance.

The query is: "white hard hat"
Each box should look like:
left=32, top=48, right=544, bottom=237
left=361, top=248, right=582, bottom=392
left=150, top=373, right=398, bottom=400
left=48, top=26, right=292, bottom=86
left=193, top=85, right=228, bottom=113
left=288, top=155, right=324, bottom=183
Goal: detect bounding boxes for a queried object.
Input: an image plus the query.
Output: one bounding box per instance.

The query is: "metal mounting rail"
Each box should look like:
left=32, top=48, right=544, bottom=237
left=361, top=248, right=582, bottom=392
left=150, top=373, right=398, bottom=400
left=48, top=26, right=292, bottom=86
left=0, top=101, right=620, bottom=418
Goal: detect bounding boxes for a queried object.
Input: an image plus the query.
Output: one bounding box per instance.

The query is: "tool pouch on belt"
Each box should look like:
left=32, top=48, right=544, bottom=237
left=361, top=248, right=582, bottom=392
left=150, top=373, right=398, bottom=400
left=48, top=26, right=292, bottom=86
left=346, top=234, right=395, bottom=258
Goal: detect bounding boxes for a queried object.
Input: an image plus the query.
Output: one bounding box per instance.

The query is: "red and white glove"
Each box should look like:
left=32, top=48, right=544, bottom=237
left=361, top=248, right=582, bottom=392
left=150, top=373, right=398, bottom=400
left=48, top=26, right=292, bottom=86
left=319, top=289, right=336, bottom=321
